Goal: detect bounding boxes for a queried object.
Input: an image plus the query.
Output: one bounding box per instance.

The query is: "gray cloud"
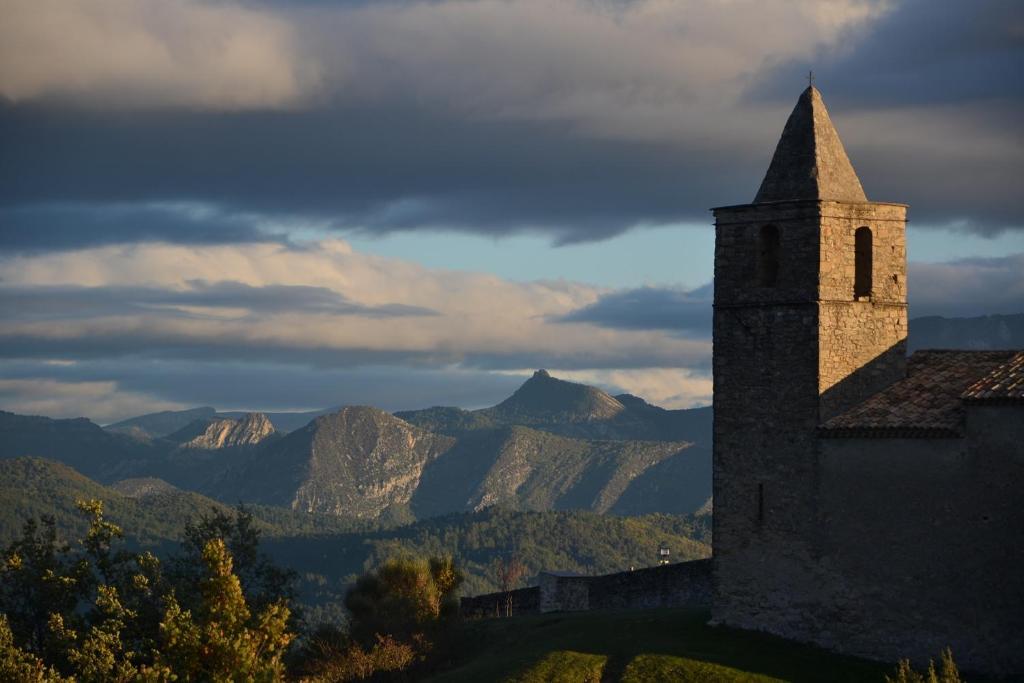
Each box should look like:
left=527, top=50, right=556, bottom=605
left=0, top=0, right=1018, bottom=249
left=0, top=103, right=743, bottom=246
left=0, top=203, right=286, bottom=252
left=749, top=0, right=1024, bottom=109
left=0, top=280, right=437, bottom=320
left=556, top=284, right=712, bottom=336
left=908, top=254, right=1024, bottom=318
left=0, top=358, right=528, bottom=417
left=556, top=254, right=1024, bottom=334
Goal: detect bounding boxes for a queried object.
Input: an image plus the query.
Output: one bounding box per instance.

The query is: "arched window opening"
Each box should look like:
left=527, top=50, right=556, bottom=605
left=757, top=225, right=780, bottom=287
left=854, top=227, right=872, bottom=299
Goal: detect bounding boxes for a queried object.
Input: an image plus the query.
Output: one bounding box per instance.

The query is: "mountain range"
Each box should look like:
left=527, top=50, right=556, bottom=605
left=3, top=313, right=1019, bottom=525
left=0, top=370, right=713, bottom=521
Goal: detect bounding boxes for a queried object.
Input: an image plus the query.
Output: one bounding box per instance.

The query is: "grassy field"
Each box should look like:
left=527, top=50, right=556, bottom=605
left=428, top=608, right=894, bottom=683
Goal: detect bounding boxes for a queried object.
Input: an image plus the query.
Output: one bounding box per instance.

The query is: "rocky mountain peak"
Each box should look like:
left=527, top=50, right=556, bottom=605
left=488, top=370, right=625, bottom=422
left=179, top=412, right=276, bottom=450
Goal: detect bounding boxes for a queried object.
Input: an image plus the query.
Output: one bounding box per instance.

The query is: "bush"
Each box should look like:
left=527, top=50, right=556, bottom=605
left=344, top=556, right=462, bottom=647
left=886, top=648, right=963, bottom=683
left=297, top=556, right=464, bottom=681
left=300, top=633, right=418, bottom=682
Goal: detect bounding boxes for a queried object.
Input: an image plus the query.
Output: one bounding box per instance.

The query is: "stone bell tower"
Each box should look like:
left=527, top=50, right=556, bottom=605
left=710, top=86, right=908, bottom=631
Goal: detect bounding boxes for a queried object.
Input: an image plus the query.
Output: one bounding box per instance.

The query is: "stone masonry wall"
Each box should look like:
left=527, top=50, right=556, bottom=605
left=816, top=428, right=1024, bottom=675
left=712, top=197, right=1024, bottom=676
left=712, top=200, right=828, bottom=638
left=460, top=560, right=713, bottom=619
left=817, top=201, right=907, bottom=420
left=711, top=198, right=916, bottom=651
left=585, top=559, right=712, bottom=611
left=460, top=586, right=540, bottom=619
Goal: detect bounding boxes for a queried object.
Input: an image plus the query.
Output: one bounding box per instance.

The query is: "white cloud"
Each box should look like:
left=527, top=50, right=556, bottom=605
left=311, top=0, right=888, bottom=141
left=543, top=367, right=712, bottom=409
left=0, top=0, right=884, bottom=126
left=0, top=0, right=320, bottom=108
left=0, top=239, right=711, bottom=371
left=0, top=378, right=184, bottom=422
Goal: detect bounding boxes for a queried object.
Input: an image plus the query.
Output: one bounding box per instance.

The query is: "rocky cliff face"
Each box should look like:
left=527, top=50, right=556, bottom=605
left=218, top=407, right=455, bottom=518
left=177, top=412, right=277, bottom=449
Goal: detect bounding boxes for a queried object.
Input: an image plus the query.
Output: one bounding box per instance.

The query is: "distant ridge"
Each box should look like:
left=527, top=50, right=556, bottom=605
left=106, top=406, right=217, bottom=438
left=908, top=313, right=1024, bottom=353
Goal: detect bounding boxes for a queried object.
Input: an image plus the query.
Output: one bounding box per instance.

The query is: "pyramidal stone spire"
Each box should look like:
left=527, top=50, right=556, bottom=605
left=754, top=86, right=867, bottom=204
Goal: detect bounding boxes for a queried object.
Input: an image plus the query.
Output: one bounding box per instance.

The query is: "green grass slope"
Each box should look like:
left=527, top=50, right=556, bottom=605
left=430, top=609, right=891, bottom=683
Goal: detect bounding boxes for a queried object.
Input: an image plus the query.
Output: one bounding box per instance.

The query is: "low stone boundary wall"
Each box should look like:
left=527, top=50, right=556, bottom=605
left=460, top=559, right=712, bottom=618
left=460, top=586, right=540, bottom=618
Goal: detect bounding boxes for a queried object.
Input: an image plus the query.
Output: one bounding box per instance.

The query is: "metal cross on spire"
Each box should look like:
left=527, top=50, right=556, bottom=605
left=808, top=70, right=815, bottom=88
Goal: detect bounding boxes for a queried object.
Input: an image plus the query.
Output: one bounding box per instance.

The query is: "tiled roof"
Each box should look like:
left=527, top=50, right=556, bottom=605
left=819, top=350, right=1021, bottom=438
left=962, top=352, right=1024, bottom=403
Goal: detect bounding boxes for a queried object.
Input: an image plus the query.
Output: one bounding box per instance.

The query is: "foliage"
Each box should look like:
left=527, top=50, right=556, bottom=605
left=344, top=556, right=463, bottom=647
left=0, top=615, right=67, bottom=683
left=0, top=458, right=712, bottom=623
left=885, top=649, right=963, bottom=683
left=299, top=631, right=417, bottom=683
left=169, top=505, right=298, bottom=619
left=0, top=500, right=296, bottom=681
left=153, top=539, right=294, bottom=681
left=296, top=557, right=463, bottom=682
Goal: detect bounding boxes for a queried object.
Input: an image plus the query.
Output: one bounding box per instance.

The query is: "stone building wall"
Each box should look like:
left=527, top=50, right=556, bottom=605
left=711, top=199, right=838, bottom=639
left=817, top=201, right=908, bottom=420
left=711, top=198, right=923, bottom=655
left=815, top=430, right=1024, bottom=675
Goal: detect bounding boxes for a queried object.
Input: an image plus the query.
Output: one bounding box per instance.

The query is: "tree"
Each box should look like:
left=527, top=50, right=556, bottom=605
left=0, top=501, right=296, bottom=681
left=171, top=505, right=297, bottom=619
left=492, top=555, right=526, bottom=617
left=344, top=556, right=463, bottom=647
left=153, top=538, right=294, bottom=681
left=0, top=515, right=89, bottom=658
left=0, top=615, right=67, bottom=683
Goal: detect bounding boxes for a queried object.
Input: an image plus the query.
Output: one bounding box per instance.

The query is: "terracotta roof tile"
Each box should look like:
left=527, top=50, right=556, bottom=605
left=962, top=352, right=1024, bottom=403
left=819, top=350, right=1020, bottom=438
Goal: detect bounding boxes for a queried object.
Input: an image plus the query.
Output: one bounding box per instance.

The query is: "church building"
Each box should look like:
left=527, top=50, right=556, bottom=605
left=711, top=86, right=1023, bottom=675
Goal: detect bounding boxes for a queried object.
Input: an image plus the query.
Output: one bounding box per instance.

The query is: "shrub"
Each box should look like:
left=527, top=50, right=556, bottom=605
left=344, top=556, right=463, bottom=647
left=885, top=648, right=963, bottom=683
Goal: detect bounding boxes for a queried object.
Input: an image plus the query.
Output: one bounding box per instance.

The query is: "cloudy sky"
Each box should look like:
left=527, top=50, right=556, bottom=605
left=0, top=0, right=1022, bottom=422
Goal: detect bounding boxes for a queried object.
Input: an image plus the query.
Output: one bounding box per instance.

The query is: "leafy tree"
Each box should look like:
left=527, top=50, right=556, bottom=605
left=344, top=556, right=463, bottom=647
left=0, top=515, right=89, bottom=657
left=171, top=505, right=297, bottom=618
left=0, top=501, right=296, bottom=681
left=153, top=538, right=294, bottom=681
left=0, top=615, right=67, bottom=682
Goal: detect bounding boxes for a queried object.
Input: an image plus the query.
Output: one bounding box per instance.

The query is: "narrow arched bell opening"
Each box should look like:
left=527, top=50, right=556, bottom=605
left=758, top=225, right=780, bottom=287
left=854, top=226, right=872, bottom=299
